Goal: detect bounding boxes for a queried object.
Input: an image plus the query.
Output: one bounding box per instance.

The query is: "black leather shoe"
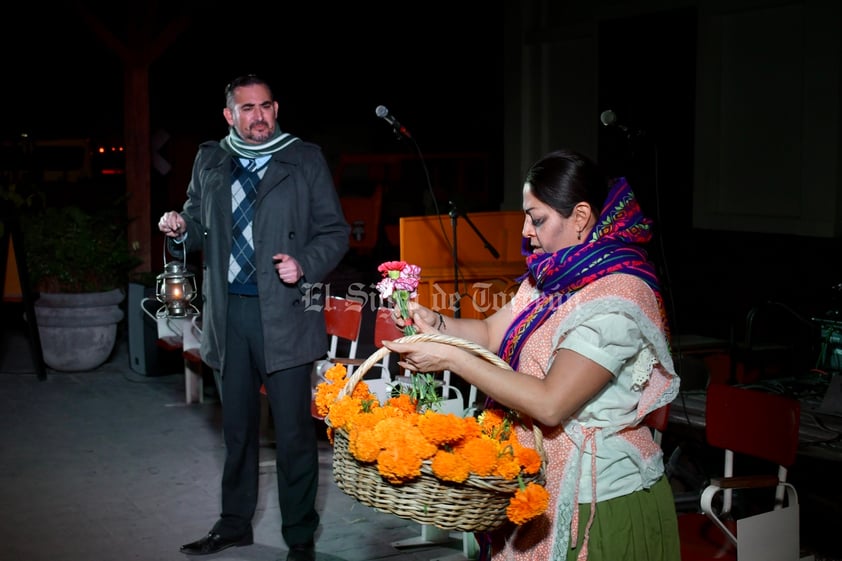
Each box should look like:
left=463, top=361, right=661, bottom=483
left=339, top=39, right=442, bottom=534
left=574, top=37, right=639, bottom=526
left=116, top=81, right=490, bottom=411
left=180, top=529, right=253, bottom=555
left=286, top=542, right=315, bottom=561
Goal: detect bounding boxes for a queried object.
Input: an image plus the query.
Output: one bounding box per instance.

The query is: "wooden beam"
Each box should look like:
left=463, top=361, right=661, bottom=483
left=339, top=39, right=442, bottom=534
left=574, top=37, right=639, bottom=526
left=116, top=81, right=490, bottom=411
left=123, top=66, right=152, bottom=272
left=75, top=2, right=190, bottom=274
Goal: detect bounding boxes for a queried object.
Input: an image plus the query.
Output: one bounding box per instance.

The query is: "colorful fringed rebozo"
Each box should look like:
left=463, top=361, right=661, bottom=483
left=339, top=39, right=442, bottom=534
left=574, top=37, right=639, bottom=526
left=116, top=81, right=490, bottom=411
left=498, top=177, right=668, bottom=369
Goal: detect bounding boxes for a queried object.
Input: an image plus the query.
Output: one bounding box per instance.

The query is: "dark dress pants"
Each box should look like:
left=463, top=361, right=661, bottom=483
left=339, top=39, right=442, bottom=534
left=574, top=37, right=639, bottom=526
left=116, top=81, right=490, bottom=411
left=213, top=294, right=320, bottom=547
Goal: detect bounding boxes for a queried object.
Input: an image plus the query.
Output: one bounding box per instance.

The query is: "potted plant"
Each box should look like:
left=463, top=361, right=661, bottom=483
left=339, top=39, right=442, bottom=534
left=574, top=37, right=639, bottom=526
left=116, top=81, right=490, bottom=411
left=21, top=200, right=142, bottom=371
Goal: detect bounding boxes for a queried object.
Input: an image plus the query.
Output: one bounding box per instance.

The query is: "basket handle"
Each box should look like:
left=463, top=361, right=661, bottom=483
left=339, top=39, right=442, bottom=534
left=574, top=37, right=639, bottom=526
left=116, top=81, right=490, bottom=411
left=335, top=332, right=545, bottom=461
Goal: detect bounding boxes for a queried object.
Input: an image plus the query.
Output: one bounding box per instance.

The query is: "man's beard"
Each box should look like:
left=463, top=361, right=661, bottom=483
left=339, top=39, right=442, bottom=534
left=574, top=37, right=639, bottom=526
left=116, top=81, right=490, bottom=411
left=246, top=121, right=273, bottom=143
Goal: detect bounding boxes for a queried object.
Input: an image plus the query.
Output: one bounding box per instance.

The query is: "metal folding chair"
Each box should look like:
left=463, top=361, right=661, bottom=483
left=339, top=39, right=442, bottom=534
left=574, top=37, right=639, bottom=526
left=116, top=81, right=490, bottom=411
left=677, top=383, right=805, bottom=561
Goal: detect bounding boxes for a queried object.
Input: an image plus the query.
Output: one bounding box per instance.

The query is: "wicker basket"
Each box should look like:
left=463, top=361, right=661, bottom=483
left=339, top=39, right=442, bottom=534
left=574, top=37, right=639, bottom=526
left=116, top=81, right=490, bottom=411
left=327, top=332, right=546, bottom=532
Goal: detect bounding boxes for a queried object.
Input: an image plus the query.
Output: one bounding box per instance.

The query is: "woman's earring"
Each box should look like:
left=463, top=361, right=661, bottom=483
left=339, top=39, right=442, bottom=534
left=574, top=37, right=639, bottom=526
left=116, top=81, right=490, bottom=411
left=577, top=229, right=582, bottom=241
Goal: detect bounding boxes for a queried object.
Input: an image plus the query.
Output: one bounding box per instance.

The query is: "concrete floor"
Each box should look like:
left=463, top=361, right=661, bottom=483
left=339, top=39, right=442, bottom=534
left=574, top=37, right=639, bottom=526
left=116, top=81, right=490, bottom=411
left=0, top=309, right=473, bottom=561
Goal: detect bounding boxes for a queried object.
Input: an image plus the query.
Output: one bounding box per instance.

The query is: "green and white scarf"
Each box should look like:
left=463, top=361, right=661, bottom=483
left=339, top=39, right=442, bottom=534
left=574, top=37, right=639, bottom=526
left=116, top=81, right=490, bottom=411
left=219, top=127, right=299, bottom=159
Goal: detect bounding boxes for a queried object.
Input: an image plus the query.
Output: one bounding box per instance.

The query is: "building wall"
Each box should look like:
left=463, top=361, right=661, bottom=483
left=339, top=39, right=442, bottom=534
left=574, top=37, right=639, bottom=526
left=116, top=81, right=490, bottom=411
left=503, top=0, right=842, bottom=339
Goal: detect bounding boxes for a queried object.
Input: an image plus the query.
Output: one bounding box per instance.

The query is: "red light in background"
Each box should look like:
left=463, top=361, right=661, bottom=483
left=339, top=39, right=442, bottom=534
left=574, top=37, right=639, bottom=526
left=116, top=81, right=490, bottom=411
left=93, top=142, right=126, bottom=176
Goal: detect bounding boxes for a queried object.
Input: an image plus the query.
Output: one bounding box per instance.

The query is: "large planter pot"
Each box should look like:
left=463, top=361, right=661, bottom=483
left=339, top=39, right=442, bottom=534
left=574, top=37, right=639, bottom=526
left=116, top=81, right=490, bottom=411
left=34, top=288, right=126, bottom=372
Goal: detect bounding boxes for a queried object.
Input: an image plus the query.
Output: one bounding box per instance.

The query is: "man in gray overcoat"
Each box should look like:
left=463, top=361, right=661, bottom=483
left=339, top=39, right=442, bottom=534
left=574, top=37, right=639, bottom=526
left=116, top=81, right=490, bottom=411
left=158, top=74, right=349, bottom=561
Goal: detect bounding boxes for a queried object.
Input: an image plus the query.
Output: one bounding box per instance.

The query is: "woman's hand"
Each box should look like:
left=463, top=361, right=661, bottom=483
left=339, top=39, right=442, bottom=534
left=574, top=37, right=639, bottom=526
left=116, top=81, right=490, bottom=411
left=383, top=339, right=456, bottom=373
left=392, top=302, right=440, bottom=332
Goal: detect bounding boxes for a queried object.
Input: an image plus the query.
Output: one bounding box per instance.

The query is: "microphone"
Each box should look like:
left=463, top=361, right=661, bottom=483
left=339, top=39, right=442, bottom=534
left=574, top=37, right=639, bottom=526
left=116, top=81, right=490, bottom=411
left=375, top=105, right=412, bottom=139
left=599, top=109, right=622, bottom=129
left=599, top=109, right=644, bottom=137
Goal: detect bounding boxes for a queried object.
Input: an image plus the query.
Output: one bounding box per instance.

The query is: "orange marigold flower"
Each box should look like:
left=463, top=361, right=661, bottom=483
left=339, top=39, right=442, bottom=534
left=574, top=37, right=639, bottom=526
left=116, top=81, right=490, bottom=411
left=431, top=450, right=471, bottom=482
left=479, top=408, right=506, bottom=432
left=328, top=396, right=363, bottom=431
left=352, top=408, right=389, bottom=432
left=461, top=416, right=482, bottom=440
left=515, top=445, right=543, bottom=475
left=314, top=386, right=339, bottom=418
left=494, top=455, right=522, bottom=480
left=350, top=379, right=374, bottom=400
left=460, top=436, right=499, bottom=476
left=349, top=427, right=381, bottom=463
left=387, top=393, right=418, bottom=415
left=377, top=445, right=423, bottom=483
left=324, top=363, right=348, bottom=382
left=479, top=408, right=512, bottom=440
left=314, top=373, right=347, bottom=418
left=378, top=430, right=405, bottom=453
left=373, top=418, right=436, bottom=460
left=506, top=482, right=550, bottom=525
left=418, top=410, right=466, bottom=446
left=373, top=417, right=414, bottom=446
left=402, top=426, right=438, bottom=460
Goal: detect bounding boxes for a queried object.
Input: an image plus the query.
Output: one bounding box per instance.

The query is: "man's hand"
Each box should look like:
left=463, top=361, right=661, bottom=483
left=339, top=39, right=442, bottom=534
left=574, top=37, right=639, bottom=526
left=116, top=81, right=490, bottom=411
left=273, top=253, right=304, bottom=284
left=158, top=211, right=186, bottom=237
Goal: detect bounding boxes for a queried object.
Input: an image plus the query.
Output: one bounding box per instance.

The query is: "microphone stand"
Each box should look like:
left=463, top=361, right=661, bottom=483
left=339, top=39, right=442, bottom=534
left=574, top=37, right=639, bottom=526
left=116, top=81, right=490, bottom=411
left=375, top=106, right=500, bottom=319
left=448, top=200, right=500, bottom=318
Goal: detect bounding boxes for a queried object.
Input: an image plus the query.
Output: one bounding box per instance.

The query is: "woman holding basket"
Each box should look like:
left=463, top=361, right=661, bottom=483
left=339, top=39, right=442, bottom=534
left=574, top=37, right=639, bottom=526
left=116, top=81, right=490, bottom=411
left=384, top=148, right=681, bottom=561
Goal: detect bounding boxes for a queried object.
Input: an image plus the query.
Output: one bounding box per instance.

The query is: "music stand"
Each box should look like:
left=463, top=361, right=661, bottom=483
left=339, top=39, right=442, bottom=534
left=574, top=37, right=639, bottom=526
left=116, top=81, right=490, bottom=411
left=448, top=200, right=499, bottom=318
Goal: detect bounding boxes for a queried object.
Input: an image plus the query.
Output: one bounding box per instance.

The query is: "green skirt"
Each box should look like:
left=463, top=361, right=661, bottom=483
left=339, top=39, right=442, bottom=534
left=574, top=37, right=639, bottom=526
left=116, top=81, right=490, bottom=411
left=566, top=475, right=681, bottom=561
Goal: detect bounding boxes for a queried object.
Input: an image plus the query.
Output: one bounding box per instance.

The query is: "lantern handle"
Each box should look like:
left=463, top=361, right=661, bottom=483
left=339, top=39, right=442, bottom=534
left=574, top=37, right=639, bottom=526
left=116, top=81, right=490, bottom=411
left=162, top=237, right=189, bottom=268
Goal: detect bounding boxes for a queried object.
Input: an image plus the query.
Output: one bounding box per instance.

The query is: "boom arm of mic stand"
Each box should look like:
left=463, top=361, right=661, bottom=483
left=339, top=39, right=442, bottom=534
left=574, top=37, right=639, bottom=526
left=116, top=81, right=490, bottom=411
left=449, top=202, right=500, bottom=259
left=448, top=201, right=501, bottom=319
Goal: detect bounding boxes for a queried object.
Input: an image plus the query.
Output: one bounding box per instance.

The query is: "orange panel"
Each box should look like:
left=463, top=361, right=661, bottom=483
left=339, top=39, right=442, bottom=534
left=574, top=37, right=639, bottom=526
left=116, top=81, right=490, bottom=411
left=400, top=211, right=525, bottom=317
left=3, top=237, right=22, bottom=302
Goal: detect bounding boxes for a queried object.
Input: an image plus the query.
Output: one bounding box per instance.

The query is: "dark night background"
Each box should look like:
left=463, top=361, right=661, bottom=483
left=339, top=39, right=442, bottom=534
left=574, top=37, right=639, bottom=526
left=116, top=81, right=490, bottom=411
left=3, top=1, right=839, bottom=335
left=1, top=1, right=506, bottom=283
left=1, top=2, right=502, bottom=164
